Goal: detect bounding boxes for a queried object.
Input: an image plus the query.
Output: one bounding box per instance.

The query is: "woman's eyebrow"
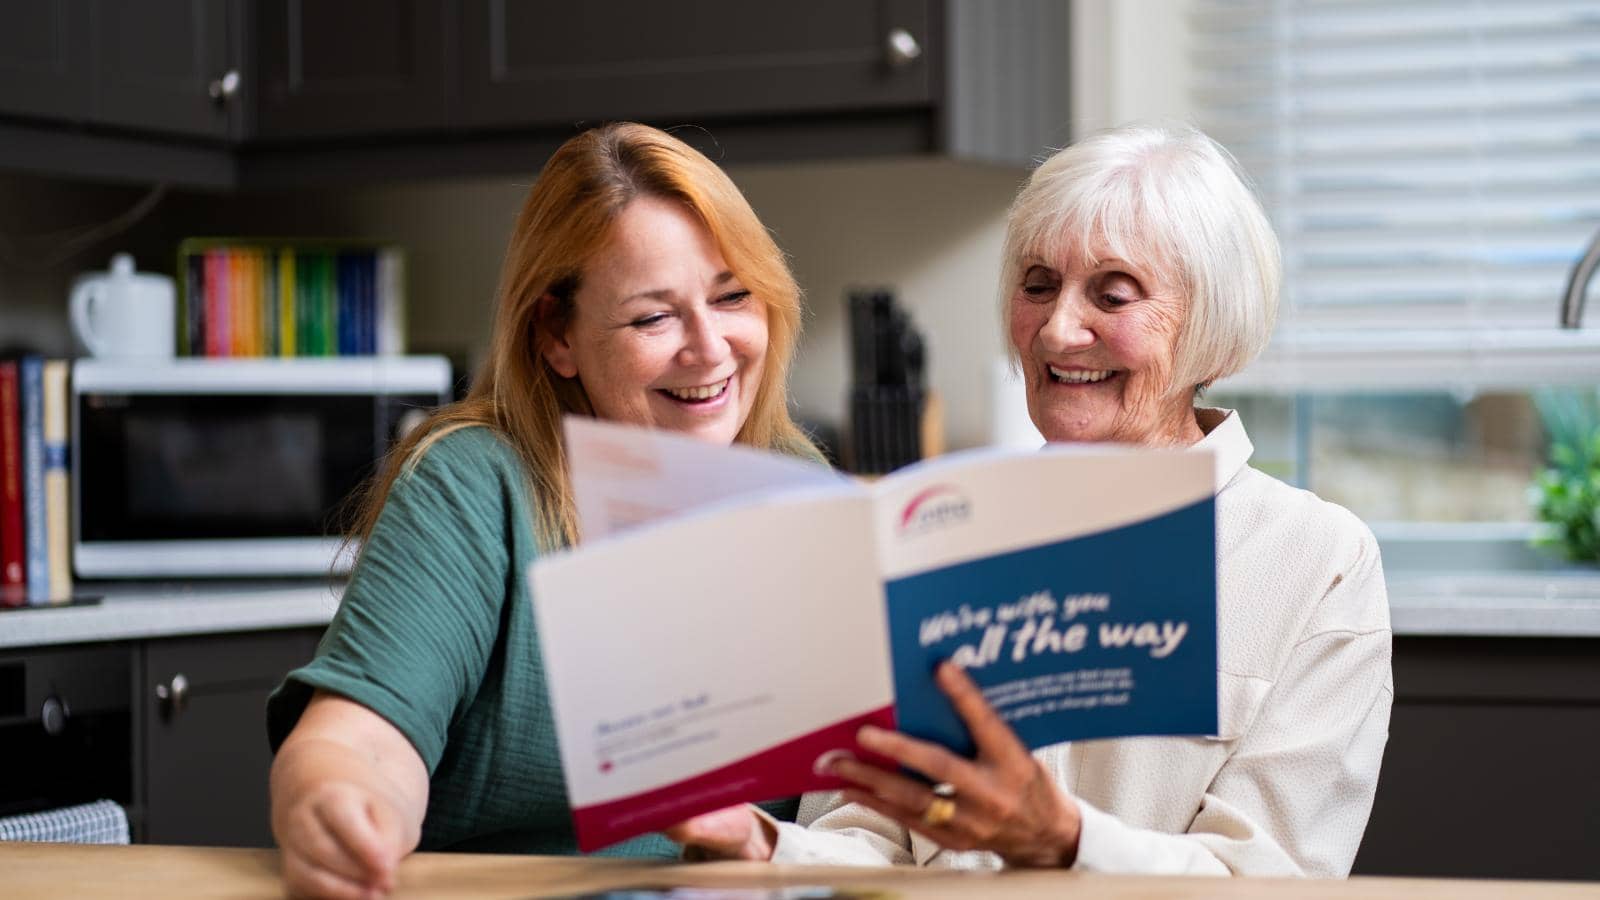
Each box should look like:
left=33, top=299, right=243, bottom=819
left=619, top=287, right=676, bottom=303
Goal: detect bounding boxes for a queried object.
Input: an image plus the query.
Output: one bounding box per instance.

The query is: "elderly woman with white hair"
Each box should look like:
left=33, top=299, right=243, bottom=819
left=672, top=122, right=1393, bottom=877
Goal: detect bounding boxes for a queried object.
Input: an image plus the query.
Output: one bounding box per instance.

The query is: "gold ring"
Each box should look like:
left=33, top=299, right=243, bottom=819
left=921, top=796, right=957, bottom=828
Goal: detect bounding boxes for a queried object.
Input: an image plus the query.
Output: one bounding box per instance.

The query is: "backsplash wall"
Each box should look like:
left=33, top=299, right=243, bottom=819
left=0, top=157, right=1024, bottom=450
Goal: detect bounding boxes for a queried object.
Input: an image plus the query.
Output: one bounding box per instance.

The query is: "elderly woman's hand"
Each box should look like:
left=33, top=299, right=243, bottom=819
left=830, top=662, right=1082, bottom=868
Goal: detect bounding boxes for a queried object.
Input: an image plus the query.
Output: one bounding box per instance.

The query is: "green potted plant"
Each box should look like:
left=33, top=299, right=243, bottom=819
left=1531, top=391, right=1600, bottom=564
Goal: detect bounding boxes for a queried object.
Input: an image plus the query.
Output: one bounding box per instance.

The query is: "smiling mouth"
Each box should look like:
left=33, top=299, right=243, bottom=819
left=659, top=377, right=731, bottom=403
left=1048, top=366, right=1119, bottom=385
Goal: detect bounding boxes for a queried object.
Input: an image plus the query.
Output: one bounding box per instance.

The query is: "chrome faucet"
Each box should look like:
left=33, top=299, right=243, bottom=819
left=1560, top=225, right=1600, bottom=328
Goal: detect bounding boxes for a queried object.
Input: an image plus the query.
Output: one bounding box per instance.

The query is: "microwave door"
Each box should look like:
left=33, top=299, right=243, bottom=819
left=75, top=393, right=383, bottom=578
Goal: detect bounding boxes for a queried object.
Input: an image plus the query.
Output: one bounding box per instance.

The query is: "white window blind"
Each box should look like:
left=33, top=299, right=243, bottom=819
left=1192, top=0, right=1600, bottom=388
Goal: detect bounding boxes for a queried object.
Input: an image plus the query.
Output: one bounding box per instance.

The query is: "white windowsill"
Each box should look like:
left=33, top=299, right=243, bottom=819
left=1215, top=328, right=1600, bottom=393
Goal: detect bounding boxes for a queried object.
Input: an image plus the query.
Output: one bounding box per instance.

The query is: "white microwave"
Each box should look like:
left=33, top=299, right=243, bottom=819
left=71, top=356, right=452, bottom=579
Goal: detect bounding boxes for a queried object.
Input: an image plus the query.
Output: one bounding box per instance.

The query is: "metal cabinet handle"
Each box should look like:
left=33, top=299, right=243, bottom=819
left=156, top=673, right=190, bottom=716
left=208, top=70, right=241, bottom=103
left=885, top=28, right=923, bottom=68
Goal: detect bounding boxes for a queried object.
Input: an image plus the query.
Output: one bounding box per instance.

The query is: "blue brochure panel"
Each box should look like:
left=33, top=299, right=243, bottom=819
left=884, top=498, right=1218, bottom=757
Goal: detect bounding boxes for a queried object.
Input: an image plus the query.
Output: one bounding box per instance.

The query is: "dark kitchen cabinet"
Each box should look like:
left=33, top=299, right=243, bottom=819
left=0, top=0, right=91, bottom=124
left=139, top=628, right=320, bottom=847
left=0, top=626, right=320, bottom=848
left=89, top=0, right=238, bottom=140
left=457, top=0, right=933, bottom=130
left=0, top=643, right=134, bottom=824
left=0, top=0, right=236, bottom=140
left=250, top=0, right=451, bottom=141
left=1352, top=636, right=1600, bottom=881
left=0, top=0, right=1070, bottom=186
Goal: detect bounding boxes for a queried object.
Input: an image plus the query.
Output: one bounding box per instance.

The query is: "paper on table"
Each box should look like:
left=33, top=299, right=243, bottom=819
left=565, top=417, right=844, bottom=541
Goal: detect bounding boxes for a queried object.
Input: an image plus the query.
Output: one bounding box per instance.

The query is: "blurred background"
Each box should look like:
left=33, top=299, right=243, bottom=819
left=0, top=0, right=1597, bottom=880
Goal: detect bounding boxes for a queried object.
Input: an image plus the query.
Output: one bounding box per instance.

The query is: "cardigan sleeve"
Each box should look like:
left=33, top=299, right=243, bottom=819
left=770, top=513, right=1393, bottom=877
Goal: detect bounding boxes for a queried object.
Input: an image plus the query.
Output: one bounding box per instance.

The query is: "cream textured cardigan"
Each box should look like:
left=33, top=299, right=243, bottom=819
left=765, top=408, right=1394, bottom=876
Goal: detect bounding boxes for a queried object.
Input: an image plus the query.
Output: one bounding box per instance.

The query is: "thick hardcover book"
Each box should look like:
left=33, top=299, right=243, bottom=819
left=530, top=418, right=1218, bottom=851
left=18, top=357, right=48, bottom=605
left=0, top=361, right=24, bottom=607
left=41, top=360, right=70, bottom=604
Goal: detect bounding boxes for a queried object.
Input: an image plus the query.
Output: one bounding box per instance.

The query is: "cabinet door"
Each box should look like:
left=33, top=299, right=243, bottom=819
left=90, top=0, right=238, bottom=139
left=459, top=0, right=934, bottom=129
left=141, top=628, right=320, bottom=848
left=0, top=0, right=92, bottom=123
left=250, top=0, right=450, bottom=140
left=1352, top=636, right=1600, bottom=880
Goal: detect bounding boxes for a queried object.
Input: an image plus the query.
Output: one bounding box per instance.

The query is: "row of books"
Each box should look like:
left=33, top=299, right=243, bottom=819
left=178, top=243, right=405, bottom=358
left=1, top=358, right=72, bottom=607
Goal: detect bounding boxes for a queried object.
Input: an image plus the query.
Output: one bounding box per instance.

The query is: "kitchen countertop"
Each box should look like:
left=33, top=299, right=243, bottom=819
left=2, top=571, right=1599, bottom=650
left=1385, top=570, right=1600, bottom=638
left=0, top=579, right=342, bottom=649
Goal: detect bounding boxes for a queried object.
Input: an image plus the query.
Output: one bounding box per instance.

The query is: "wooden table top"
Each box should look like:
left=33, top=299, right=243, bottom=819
left=3, top=843, right=1598, bottom=899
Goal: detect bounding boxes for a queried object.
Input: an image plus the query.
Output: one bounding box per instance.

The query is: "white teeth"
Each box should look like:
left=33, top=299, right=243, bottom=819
left=665, top=378, right=730, bottom=401
left=1048, top=366, right=1114, bottom=384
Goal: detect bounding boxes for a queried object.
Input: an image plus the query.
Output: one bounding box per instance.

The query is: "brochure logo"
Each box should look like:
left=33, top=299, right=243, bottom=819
left=899, top=485, right=972, bottom=536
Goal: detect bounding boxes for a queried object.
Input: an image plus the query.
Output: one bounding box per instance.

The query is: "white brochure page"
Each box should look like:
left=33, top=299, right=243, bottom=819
left=530, top=488, right=893, bottom=809
left=870, top=444, right=1215, bottom=580
left=564, top=417, right=845, bottom=541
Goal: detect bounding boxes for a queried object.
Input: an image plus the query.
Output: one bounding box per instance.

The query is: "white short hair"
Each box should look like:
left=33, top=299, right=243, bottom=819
left=1000, top=122, right=1280, bottom=392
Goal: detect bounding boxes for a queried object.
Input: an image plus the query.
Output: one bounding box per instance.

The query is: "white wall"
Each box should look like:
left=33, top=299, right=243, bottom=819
left=729, top=157, right=1025, bottom=448
left=1071, top=0, right=1195, bottom=135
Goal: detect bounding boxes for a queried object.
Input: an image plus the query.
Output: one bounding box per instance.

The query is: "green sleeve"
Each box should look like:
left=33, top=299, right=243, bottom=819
left=267, top=428, right=528, bottom=772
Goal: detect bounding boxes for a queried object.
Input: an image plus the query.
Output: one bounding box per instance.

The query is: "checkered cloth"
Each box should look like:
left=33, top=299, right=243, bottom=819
left=0, top=799, right=129, bottom=844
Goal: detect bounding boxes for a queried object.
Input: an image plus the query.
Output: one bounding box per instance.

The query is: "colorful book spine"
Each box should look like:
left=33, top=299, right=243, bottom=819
left=278, top=249, right=297, bottom=357
left=184, top=252, right=205, bottom=358
left=0, top=361, right=24, bottom=607
left=295, top=255, right=314, bottom=356
left=42, top=360, right=69, bottom=604
left=18, top=356, right=47, bottom=605
left=337, top=254, right=360, bottom=356
left=358, top=251, right=377, bottom=355
left=235, top=251, right=255, bottom=356
left=320, top=254, right=338, bottom=356
left=205, top=251, right=228, bottom=357
left=377, top=248, right=404, bottom=356
left=261, top=249, right=279, bottom=357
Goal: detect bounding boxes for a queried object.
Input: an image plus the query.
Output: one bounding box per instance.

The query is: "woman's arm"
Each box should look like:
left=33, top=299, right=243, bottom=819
left=271, top=690, right=430, bottom=899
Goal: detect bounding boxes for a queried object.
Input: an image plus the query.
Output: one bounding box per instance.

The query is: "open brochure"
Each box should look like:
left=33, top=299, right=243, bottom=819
left=530, top=418, right=1218, bottom=851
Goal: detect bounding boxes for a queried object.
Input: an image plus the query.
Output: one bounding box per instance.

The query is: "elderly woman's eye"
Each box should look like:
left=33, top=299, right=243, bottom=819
left=1100, top=292, right=1133, bottom=308
left=1021, top=268, right=1059, bottom=301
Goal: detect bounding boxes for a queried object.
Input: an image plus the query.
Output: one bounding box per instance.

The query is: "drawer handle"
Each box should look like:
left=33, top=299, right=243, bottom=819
left=41, top=695, right=70, bottom=737
left=155, top=674, right=190, bottom=717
